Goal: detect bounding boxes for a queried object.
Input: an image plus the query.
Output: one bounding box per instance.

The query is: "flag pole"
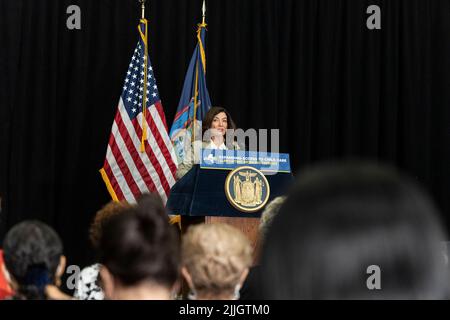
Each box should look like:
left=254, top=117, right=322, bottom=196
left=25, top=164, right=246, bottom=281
left=193, top=0, right=207, bottom=143
left=202, top=0, right=206, bottom=24
left=199, top=0, right=207, bottom=71
left=139, top=0, right=149, bottom=152
left=140, top=0, right=146, bottom=19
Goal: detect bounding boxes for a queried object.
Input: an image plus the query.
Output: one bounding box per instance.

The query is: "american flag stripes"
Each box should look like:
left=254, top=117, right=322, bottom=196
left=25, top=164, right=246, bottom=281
left=100, top=19, right=177, bottom=203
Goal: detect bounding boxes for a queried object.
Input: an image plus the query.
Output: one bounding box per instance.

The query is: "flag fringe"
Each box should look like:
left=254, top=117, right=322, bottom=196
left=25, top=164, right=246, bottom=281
left=99, top=168, right=119, bottom=202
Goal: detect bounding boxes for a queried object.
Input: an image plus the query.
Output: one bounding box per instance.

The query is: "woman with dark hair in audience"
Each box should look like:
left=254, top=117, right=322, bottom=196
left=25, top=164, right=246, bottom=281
left=98, top=193, right=180, bottom=300
left=2, top=220, right=70, bottom=300
left=176, top=106, right=240, bottom=179
left=261, top=162, right=450, bottom=299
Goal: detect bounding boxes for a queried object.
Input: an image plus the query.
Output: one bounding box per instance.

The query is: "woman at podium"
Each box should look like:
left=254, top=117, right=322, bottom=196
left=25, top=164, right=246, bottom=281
left=176, top=107, right=241, bottom=179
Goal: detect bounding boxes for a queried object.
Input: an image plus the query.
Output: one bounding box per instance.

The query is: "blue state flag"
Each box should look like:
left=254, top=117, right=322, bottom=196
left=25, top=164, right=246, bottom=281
left=169, top=22, right=212, bottom=165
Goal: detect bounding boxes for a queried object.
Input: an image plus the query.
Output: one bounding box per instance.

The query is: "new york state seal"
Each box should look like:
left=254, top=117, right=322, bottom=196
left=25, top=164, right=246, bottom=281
left=224, top=166, right=270, bottom=213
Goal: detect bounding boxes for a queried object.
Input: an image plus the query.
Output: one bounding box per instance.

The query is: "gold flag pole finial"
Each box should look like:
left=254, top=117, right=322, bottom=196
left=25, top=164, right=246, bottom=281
left=202, top=0, right=206, bottom=24
left=139, top=0, right=146, bottom=19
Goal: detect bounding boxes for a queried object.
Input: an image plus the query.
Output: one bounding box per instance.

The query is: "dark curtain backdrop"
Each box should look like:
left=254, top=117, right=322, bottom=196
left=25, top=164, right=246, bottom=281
left=1, top=0, right=450, bottom=269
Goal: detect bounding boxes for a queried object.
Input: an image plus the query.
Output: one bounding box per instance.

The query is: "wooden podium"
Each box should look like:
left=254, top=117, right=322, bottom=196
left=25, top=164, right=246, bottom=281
left=180, top=215, right=261, bottom=257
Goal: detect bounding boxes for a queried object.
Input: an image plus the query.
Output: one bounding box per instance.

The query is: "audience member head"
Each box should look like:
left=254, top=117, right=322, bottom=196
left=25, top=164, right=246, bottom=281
left=253, top=196, right=286, bottom=263
left=261, top=162, right=449, bottom=299
left=259, top=196, right=286, bottom=242
left=182, top=223, right=252, bottom=300
left=2, top=221, right=67, bottom=300
left=98, top=193, right=180, bottom=300
left=89, top=200, right=131, bottom=249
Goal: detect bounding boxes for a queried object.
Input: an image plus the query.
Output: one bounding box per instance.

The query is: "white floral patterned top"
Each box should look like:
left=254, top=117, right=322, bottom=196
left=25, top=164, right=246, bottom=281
left=73, top=263, right=104, bottom=300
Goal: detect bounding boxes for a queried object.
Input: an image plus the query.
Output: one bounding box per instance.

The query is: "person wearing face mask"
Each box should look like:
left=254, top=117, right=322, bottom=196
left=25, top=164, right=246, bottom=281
left=176, top=107, right=240, bottom=180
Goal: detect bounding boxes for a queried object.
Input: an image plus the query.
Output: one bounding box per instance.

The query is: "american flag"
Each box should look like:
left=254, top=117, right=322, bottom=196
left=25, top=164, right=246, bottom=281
left=100, top=19, right=178, bottom=203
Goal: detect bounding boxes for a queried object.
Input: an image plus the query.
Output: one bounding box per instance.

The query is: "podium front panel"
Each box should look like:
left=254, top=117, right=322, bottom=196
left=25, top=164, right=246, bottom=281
left=167, top=165, right=294, bottom=218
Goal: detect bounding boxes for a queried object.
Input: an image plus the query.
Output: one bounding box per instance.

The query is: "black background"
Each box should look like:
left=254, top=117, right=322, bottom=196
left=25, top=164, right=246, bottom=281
left=1, top=0, right=450, bottom=270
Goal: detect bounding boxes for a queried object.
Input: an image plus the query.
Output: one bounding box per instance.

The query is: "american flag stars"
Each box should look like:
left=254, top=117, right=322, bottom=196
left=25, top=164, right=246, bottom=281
left=121, top=43, right=160, bottom=120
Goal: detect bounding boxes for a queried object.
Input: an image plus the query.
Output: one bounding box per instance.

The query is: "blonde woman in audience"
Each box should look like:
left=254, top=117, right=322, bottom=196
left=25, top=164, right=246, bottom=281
left=181, top=223, right=252, bottom=300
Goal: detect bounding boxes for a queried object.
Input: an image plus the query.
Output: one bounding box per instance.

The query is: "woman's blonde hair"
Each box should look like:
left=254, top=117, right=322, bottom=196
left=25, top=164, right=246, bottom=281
left=182, top=223, right=252, bottom=295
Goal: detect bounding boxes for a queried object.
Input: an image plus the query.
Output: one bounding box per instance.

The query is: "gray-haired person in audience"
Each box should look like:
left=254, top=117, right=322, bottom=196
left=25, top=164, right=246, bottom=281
left=181, top=223, right=252, bottom=300
left=240, top=196, right=286, bottom=300
left=258, top=197, right=287, bottom=246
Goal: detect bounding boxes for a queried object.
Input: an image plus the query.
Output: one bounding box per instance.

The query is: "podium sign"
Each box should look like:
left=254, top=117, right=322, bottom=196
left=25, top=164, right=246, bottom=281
left=200, top=149, right=291, bottom=173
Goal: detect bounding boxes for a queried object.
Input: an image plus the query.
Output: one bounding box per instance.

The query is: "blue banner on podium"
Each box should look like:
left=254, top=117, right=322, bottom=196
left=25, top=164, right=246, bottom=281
left=200, top=149, right=291, bottom=173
